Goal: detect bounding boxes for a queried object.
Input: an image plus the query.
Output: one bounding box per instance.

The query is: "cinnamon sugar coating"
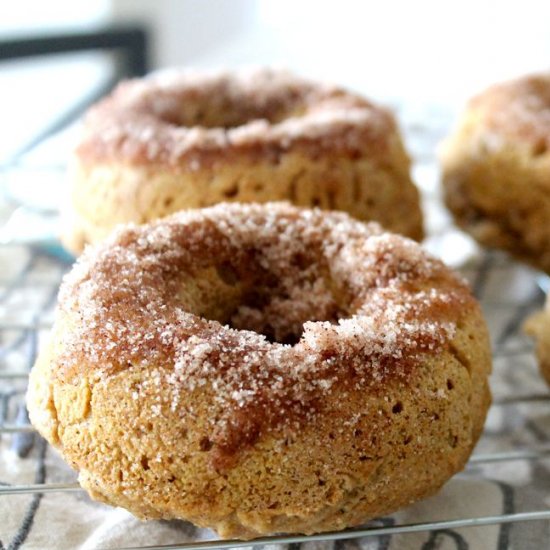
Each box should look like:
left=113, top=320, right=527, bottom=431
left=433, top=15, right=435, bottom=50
left=29, top=203, right=491, bottom=539
left=441, top=72, right=550, bottom=272
left=64, top=68, right=423, bottom=253
left=77, top=68, right=396, bottom=166
left=468, top=73, right=550, bottom=151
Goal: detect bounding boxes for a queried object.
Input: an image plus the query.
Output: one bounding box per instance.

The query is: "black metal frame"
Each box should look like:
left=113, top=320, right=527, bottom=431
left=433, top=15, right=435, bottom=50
left=0, top=26, right=148, bottom=76
left=0, top=25, right=149, bottom=161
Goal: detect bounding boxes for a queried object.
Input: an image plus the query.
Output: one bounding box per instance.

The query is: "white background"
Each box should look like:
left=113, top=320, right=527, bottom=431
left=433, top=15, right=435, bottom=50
left=1, top=0, right=550, bottom=159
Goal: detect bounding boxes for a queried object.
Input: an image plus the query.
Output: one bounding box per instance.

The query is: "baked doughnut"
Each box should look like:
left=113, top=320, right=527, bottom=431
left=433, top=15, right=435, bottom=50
left=63, top=68, right=423, bottom=254
left=29, top=203, right=491, bottom=539
left=441, top=72, right=550, bottom=272
left=525, top=304, right=550, bottom=386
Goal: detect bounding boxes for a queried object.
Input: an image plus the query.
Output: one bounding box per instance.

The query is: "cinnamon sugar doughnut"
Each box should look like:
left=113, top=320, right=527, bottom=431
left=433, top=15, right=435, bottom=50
left=29, top=203, right=490, bottom=539
left=441, top=72, right=550, bottom=273
left=63, top=68, right=423, bottom=254
left=525, top=302, right=550, bottom=386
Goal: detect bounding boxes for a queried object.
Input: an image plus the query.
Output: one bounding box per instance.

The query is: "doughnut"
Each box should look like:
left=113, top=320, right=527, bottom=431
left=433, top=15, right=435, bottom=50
left=62, top=68, right=423, bottom=254
left=441, top=72, right=550, bottom=272
left=28, top=202, right=491, bottom=539
left=525, top=304, right=550, bottom=386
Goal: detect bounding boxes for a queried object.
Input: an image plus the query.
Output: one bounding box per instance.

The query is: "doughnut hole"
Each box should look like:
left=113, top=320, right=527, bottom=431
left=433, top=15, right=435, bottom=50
left=152, top=88, right=309, bottom=129
left=176, top=248, right=351, bottom=345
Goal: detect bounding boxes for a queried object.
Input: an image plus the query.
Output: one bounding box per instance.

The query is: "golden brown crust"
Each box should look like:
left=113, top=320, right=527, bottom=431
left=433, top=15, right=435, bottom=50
left=525, top=306, right=550, bottom=386
left=64, top=68, right=423, bottom=253
left=29, top=203, right=491, bottom=539
left=441, top=72, right=550, bottom=273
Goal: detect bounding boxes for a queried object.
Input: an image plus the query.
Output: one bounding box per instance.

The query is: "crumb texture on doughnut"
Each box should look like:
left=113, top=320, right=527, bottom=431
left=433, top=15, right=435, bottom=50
left=525, top=303, right=550, bottom=386
left=441, top=72, right=550, bottom=273
left=64, top=68, right=422, bottom=253
left=29, top=203, right=490, bottom=539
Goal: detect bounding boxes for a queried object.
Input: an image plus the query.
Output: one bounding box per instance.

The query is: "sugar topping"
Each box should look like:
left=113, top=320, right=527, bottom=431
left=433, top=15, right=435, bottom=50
left=471, top=72, right=550, bottom=152
left=75, top=68, right=396, bottom=168
left=54, top=203, right=474, bottom=468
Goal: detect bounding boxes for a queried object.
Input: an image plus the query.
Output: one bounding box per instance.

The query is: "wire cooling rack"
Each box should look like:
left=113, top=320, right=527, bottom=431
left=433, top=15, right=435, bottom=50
left=2, top=106, right=550, bottom=548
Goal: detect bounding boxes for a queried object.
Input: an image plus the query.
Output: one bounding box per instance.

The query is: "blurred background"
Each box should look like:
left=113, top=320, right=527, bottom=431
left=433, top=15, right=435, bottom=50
left=1, top=0, right=550, bottom=257
left=2, top=0, right=550, bottom=162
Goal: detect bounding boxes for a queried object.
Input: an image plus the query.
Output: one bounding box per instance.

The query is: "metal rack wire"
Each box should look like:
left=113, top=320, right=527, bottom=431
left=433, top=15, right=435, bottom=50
left=2, top=104, right=550, bottom=548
